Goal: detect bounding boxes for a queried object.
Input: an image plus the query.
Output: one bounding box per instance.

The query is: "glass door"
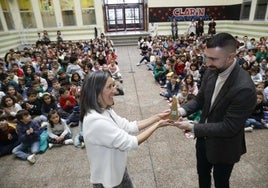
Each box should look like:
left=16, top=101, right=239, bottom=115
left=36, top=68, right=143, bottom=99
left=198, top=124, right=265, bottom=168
left=104, top=3, right=144, bottom=32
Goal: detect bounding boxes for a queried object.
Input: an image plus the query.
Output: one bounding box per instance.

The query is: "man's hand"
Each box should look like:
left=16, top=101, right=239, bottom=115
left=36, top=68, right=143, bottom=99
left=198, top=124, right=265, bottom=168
left=174, top=120, right=194, bottom=132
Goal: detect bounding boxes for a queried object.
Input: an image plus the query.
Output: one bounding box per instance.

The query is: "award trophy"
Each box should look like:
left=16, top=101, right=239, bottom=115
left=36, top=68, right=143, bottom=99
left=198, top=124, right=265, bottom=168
left=169, top=96, right=178, bottom=121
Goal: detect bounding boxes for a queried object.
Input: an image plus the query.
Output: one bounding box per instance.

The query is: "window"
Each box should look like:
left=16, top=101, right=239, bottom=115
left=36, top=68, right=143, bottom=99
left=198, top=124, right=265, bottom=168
left=18, top=0, right=37, bottom=28
left=81, top=0, right=96, bottom=25
left=241, top=1, right=251, bottom=20
left=254, top=0, right=267, bottom=20
left=0, top=0, right=14, bottom=30
left=39, top=0, right=57, bottom=27
left=60, top=0, right=76, bottom=26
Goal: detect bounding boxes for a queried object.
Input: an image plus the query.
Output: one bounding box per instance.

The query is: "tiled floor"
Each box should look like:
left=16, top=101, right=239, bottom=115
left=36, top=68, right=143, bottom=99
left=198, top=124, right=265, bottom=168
left=0, top=46, right=267, bottom=188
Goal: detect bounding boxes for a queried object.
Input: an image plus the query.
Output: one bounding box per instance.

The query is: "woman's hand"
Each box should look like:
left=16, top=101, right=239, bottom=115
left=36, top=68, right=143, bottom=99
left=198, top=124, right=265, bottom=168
left=157, top=109, right=171, bottom=120
left=157, top=119, right=174, bottom=128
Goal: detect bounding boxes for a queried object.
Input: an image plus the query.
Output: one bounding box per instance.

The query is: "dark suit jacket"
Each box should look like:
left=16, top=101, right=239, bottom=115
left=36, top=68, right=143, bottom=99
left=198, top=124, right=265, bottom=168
left=183, top=62, right=256, bottom=164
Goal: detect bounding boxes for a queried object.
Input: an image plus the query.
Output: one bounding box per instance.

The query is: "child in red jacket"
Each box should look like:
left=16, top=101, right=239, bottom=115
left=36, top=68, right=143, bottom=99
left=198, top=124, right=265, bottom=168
left=58, top=87, right=76, bottom=114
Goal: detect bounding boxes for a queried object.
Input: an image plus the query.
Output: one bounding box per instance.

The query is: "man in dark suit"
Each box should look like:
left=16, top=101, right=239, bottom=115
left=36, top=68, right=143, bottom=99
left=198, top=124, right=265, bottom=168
left=175, top=33, right=256, bottom=188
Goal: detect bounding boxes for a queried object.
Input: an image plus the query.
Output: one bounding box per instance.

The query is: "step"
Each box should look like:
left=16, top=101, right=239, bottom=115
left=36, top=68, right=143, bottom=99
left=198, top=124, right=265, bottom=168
left=106, top=31, right=149, bottom=47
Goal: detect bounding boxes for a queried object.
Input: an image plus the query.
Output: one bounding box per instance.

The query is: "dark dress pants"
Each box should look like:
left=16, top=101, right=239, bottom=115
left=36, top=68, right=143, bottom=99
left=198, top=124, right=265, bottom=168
left=196, top=138, right=234, bottom=188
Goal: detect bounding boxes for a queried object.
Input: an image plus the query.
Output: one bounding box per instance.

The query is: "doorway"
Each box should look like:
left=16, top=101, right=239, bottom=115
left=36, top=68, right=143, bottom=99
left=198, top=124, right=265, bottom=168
left=104, top=1, right=146, bottom=32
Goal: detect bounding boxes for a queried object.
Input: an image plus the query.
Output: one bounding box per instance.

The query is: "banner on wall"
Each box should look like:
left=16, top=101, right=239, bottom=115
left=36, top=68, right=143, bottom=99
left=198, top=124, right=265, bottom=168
left=149, top=4, right=241, bottom=22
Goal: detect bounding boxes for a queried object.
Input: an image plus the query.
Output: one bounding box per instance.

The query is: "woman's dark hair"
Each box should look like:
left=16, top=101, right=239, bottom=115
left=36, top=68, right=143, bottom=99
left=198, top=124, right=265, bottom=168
left=48, top=110, right=62, bottom=128
left=79, top=71, right=111, bottom=122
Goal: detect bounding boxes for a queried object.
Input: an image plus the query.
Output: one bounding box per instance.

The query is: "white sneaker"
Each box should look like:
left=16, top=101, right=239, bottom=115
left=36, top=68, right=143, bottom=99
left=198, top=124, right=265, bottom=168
left=64, top=139, right=74, bottom=145
left=264, top=123, right=268, bottom=128
left=81, top=142, right=85, bottom=148
left=244, top=127, right=253, bottom=132
left=48, top=143, right=53, bottom=149
left=27, top=154, right=36, bottom=164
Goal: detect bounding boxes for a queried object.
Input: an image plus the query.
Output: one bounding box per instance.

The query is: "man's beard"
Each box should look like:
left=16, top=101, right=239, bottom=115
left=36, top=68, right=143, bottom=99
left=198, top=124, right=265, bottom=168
left=208, top=66, right=227, bottom=74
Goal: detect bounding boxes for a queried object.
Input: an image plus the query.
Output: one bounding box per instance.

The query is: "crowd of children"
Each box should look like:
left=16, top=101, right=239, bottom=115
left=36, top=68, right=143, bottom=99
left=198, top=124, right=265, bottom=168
left=0, top=29, right=267, bottom=163
left=137, top=33, right=268, bottom=133
left=0, top=32, right=124, bottom=163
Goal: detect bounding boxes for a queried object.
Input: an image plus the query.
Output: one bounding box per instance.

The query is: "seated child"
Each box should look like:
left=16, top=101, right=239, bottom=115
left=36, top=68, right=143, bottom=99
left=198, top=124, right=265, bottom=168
left=245, top=90, right=268, bottom=131
left=1, top=95, right=22, bottom=122
left=153, top=61, right=167, bottom=86
left=58, top=87, right=76, bottom=114
left=176, top=85, right=189, bottom=107
left=65, top=92, right=81, bottom=127
left=0, top=115, right=20, bottom=156
left=12, top=110, right=42, bottom=164
left=41, top=92, right=69, bottom=119
left=21, top=89, right=47, bottom=124
left=108, top=58, right=123, bottom=83
left=42, top=110, right=73, bottom=148
left=160, top=75, right=180, bottom=101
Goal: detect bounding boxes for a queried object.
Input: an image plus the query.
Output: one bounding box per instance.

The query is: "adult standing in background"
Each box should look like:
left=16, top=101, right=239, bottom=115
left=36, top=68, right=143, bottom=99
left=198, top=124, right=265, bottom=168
left=174, top=33, right=256, bottom=188
left=196, top=17, right=204, bottom=37
left=171, top=18, right=178, bottom=40
left=80, top=71, right=174, bottom=188
left=208, top=18, right=216, bottom=36
left=149, top=22, right=158, bottom=37
left=187, top=18, right=197, bottom=37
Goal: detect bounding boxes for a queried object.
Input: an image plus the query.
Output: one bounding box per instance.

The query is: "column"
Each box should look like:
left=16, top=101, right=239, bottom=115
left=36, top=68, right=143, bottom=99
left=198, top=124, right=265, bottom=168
left=249, top=0, right=257, bottom=22
left=74, top=0, right=83, bottom=26
left=52, top=0, right=63, bottom=27
left=0, top=3, right=8, bottom=31
left=7, top=0, right=23, bottom=30
left=31, top=0, right=43, bottom=29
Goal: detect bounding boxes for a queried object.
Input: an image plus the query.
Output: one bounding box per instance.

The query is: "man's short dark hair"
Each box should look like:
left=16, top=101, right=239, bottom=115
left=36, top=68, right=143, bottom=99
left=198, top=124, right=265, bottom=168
left=206, top=33, right=237, bottom=53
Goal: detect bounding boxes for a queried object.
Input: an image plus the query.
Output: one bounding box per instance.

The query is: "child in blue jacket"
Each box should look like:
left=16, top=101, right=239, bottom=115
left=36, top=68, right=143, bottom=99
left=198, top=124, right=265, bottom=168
left=12, top=109, right=42, bottom=164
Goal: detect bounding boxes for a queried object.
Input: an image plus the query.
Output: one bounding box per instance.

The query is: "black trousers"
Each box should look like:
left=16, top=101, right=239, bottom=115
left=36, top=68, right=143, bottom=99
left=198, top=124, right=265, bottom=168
left=196, top=138, right=234, bottom=188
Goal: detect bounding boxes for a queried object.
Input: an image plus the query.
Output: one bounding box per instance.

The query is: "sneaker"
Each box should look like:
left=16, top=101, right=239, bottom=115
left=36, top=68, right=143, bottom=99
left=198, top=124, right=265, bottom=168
left=136, top=63, right=141, bottom=66
left=264, top=123, right=268, bottom=128
left=161, top=84, right=167, bottom=88
left=64, top=139, right=74, bottom=145
left=48, top=143, right=53, bottom=149
left=244, top=127, right=253, bottom=132
left=27, top=154, right=36, bottom=164
left=81, top=142, right=85, bottom=148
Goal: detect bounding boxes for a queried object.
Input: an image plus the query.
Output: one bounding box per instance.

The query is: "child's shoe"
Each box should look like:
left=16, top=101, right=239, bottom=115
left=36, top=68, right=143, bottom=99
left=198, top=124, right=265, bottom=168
left=81, top=142, right=85, bottom=148
left=244, top=127, right=253, bottom=132
left=64, top=139, right=74, bottom=145
left=48, top=143, right=54, bottom=149
left=27, top=154, right=36, bottom=164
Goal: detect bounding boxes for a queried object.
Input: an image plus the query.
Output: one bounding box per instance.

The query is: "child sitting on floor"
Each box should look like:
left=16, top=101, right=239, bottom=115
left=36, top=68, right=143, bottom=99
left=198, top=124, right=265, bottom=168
left=12, top=109, right=42, bottom=164
left=245, top=90, right=268, bottom=131
left=43, top=110, right=73, bottom=149
left=0, top=115, right=20, bottom=156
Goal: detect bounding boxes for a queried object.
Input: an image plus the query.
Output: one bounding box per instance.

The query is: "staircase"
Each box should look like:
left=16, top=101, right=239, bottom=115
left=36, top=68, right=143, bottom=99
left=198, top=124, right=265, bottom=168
left=106, top=31, right=149, bottom=47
